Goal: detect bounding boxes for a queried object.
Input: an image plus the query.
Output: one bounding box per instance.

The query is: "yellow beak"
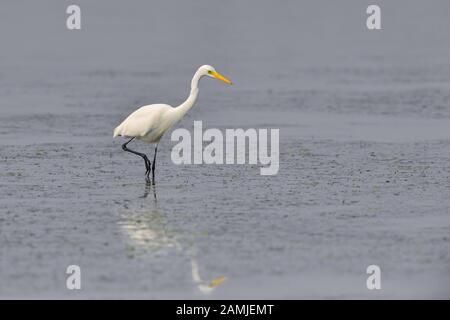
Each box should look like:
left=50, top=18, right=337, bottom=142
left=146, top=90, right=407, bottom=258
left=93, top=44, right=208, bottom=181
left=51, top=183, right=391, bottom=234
left=209, top=276, right=227, bottom=288
left=211, top=71, right=233, bottom=85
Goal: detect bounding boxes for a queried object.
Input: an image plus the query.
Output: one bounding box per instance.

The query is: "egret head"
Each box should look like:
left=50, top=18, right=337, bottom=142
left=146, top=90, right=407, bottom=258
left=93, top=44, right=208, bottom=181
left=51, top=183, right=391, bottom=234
left=199, top=65, right=233, bottom=85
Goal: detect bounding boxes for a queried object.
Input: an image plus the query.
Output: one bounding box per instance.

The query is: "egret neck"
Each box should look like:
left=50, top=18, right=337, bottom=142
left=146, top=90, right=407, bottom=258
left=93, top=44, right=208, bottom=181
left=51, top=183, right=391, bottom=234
left=172, top=69, right=203, bottom=119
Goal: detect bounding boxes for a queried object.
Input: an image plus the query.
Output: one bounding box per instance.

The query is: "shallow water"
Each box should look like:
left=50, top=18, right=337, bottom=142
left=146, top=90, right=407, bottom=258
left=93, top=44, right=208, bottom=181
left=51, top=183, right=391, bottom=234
left=0, top=0, right=450, bottom=298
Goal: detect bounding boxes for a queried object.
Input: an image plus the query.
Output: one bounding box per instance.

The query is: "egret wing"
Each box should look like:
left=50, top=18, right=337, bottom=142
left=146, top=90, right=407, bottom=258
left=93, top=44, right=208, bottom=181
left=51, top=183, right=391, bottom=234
left=114, top=104, right=172, bottom=138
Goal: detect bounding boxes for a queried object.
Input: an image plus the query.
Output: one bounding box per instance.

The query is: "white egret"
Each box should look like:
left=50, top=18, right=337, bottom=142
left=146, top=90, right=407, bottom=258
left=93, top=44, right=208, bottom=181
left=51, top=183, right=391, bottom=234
left=113, top=65, right=232, bottom=183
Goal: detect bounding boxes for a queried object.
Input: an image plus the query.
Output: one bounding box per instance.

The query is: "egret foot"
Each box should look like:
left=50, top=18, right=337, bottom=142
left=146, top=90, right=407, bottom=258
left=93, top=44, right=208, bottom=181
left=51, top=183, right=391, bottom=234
left=122, top=137, right=151, bottom=177
left=145, top=160, right=151, bottom=177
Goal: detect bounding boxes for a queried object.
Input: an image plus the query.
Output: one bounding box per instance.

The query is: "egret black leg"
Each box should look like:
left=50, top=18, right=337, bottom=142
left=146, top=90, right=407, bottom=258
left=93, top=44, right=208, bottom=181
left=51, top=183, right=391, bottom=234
left=151, top=144, right=158, bottom=185
left=121, top=137, right=151, bottom=176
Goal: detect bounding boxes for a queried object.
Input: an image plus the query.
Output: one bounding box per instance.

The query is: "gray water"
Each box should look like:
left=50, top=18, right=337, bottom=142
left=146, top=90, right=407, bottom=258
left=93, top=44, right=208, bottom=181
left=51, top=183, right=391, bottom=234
left=0, top=0, right=450, bottom=298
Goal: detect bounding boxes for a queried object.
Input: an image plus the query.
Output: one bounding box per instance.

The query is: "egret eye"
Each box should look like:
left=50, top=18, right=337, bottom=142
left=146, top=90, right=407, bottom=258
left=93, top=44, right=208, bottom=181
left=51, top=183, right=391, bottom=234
left=208, top=70, right=212, bottom=74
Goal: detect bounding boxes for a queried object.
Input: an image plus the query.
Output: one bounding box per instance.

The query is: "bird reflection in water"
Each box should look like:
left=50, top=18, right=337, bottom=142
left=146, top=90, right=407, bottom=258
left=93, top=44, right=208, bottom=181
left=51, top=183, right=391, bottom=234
left=119, top=180, right=226, bottom=294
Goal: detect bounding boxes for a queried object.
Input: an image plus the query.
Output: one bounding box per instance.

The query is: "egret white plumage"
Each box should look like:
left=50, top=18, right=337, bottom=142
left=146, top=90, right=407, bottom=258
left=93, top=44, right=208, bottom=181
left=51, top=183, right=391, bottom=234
left=113, top=65, right=232, bottom=183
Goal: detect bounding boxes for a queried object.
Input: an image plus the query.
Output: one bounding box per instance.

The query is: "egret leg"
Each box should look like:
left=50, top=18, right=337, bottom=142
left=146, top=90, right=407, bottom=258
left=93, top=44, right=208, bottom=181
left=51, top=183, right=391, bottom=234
left=151, top=144, right=158, bottom=185
left=121, top=137, right=151, bottom=176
